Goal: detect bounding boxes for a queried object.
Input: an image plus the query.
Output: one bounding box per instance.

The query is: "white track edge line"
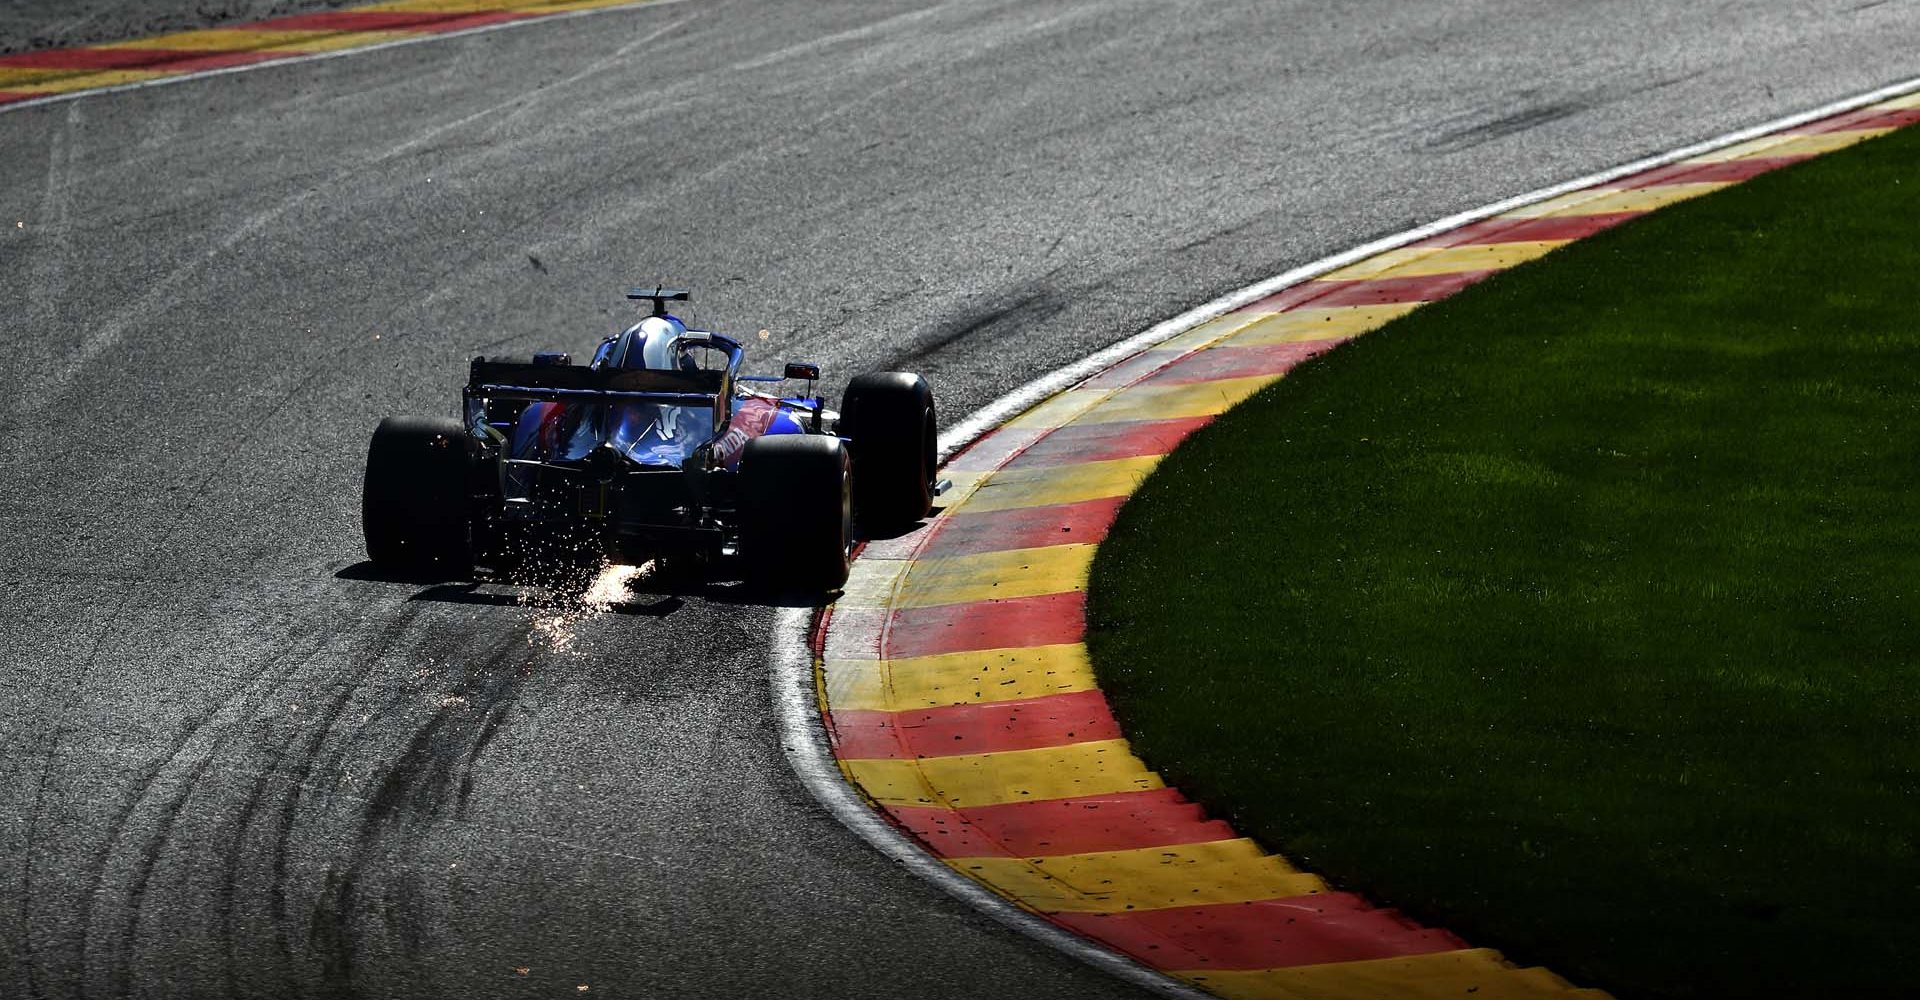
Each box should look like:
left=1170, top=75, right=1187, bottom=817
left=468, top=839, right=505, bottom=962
left=940, top=71, right=1920, bottom=463
left=768, top=606, right=1215, bottom=1000
left=0, top=0, right=688, bottom=116
left=773, top=74, right=1920, bottom=998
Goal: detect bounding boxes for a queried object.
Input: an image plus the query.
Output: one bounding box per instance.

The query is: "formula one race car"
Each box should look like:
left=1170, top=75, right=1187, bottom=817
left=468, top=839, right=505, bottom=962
left=360, top=288, right=936, bottom=592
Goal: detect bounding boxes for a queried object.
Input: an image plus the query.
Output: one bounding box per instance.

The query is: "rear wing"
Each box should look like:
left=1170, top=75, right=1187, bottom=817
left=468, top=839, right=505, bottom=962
left=627, top=287, right=690, bottom=317
left=466, top=357, right=726, bottom=404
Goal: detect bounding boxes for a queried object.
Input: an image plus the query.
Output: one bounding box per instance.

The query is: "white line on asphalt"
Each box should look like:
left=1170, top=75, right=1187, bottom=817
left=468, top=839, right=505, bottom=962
left=767, top=607, right=1215, bottom=1000
left=0, top=0, right=690, bottom=116
left=938, top=73, right=1920, bottom=467
left=779, top=73, right=1920, bottom=997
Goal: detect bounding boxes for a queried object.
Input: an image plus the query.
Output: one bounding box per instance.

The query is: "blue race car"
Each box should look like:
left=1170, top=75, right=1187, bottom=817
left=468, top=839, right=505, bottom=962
left=361, top=287, right=936, bottom=592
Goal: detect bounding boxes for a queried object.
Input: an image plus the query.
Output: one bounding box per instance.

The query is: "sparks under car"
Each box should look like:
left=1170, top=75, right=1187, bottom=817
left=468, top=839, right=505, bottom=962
left=360, top=288, right=937, bottom=592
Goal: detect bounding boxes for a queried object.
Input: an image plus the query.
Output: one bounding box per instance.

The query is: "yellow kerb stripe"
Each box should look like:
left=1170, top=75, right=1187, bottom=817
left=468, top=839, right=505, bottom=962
left=0, top=68, right=173, bottom=90
left=927, top=467, right=991, bottom=510
left=1004, top=388, right=1117, bottom=430
left=948, top=838, right=1324, bottom=913
left=360, top=0, right=554, bottom=11
left=1317, top=240, right=1567, bottom=281
left=1045, top=305, right=1412, bottom=396
left=0, top=0, right=664, bottom=98
left=956, top=455, right=1163, bottom=514
left=525, top=0, right=657, bottom=11
left=1217, top=303, right=1421, bottom=347
left=1501, top=182, right=1728, bottom=219
left=0, top=66, right=114, bottom=86
left=824, top=643, right=1095, bottom=712
left=101, top=28, right=407, bottom=51
left=1688, top=129, right=1892, bottom=162
left=843, top=738, right=1161, bottom=808
left=1179, top=948, right=1607, bottom=1000
left=360, top=0, right=643, bottom=12
left=260, top=29, right=417, bottom=51
left=1153, top=310, right=1273, bottom=354
left=891, top=543, right=1095, bottom=609
left=1076, top=374, right=1279, bottom=424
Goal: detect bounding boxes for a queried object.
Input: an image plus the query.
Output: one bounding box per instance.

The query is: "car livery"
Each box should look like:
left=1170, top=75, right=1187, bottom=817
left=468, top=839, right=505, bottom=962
left=360, top=287, right=939, bottom=593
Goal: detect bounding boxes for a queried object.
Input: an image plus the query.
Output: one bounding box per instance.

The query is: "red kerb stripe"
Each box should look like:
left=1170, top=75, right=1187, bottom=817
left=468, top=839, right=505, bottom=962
left=886, top=787, right=1235, bottom=857
left=1793, top=106, right=1920, bottom=134
left=946, top=423, right=1050, bottom=471
left=912, top=496, right=1126, bottom=558
left=413, top=9, right=545, bottom=32
left=1614, top=155, right=1809, bottom=188
left=1079, top=349, right=1184, bottom=390
left=1051, top=893, right=1465, bottom=971
left=147, top=49, right=292, bottom=71
left=242, top=10, right=475, bottom=31
left=1414, top=212, right=1640, bottom=247
left=0, top=46, right=301, bottom=74
left=1237, top=270, right=1497, bottom=313
left=880, top=590, right=1087, bottom=659
left=0, top=47, right=187, bottom=69
left=830, top=689, right=1122, bottom=759
left=1001, top=417, right=1213, bottom=469
left=1139, top=341, right=1336, bottom=385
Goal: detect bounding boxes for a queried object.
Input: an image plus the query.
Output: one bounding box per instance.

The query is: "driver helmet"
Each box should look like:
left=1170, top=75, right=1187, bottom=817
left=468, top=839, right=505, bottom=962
left=626, top=315, right=698, bottom=371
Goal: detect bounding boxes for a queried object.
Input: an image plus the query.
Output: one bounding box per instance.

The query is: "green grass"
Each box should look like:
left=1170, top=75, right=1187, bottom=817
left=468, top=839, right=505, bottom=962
left=1086, top=125, right=1920, bottom=1000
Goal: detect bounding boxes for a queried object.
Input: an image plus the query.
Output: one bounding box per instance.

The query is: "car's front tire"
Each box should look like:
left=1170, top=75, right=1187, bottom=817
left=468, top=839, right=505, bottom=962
left=362, top=415, right=475, bottom=578
left=738, top=435, right=851, bottom=594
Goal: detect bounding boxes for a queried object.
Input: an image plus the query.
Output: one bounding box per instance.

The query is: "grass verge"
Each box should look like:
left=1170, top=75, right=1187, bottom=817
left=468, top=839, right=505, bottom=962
left=1087, top=125, right=1920, bottom=999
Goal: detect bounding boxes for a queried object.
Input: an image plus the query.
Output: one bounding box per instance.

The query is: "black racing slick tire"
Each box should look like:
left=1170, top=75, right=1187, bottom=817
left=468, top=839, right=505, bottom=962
left=362, top=415, right=475, bottom=577
left=839, top=372, right=936, bottom=530
left=738, top=435, right=852, bottom=594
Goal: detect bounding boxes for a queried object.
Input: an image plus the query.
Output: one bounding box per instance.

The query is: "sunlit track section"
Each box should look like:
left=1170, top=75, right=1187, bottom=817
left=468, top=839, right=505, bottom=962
left=812, top=93, right=1920, bottom=1000
left=0, top=0, right=661, bottom=108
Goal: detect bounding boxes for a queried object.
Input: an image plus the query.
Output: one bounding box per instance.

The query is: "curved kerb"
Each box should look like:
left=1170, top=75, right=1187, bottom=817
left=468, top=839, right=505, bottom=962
left=0, top=0, right=679, bottom=114
left=773, top=79, right=1920, bottom=1000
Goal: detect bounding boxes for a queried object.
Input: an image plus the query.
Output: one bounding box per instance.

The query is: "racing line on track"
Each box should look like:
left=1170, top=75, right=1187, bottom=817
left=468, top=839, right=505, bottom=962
left=778, top=82, right=1920, bottom=1000
left=0, top=0, right=668, bottom=112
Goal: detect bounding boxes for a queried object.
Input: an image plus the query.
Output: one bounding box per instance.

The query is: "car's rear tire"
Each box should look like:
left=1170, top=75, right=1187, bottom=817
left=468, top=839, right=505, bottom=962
left=840, top=372, right=936, bottom=530
left=362, top=415, right=475, bottom=577
left=738, top=435, right=851, bottom=594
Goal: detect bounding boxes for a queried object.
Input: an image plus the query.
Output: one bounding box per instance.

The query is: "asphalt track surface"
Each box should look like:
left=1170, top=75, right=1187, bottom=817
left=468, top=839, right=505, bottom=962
left=2, top=2, right=1918, bottom=997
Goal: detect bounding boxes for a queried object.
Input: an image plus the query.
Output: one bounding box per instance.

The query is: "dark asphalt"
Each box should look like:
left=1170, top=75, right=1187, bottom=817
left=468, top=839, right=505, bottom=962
left=2, top=1, right=1916, bottom=997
